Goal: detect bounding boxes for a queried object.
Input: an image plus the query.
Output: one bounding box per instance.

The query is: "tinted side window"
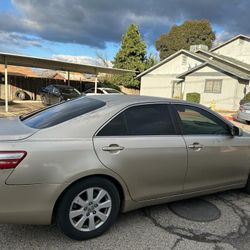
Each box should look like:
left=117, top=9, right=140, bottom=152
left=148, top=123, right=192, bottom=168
left=97, top=113, right=128, bottom=136
left=175, top=104, right=230, bottom=135
left=97, top=104, right=176, bottom=136
left=44, top=85, right=53, bottom=92
left=21, top=97, right=105, bottom=129
left=85, top=88, right=94, bottom=93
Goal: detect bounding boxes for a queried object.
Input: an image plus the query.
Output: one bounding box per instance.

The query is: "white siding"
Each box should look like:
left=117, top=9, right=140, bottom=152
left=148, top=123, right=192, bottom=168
left=149, top=54, right=201, bottom=75
left=140, top=53, right=202, bottom=97
left=213, top=38, right=250, bottom=64
left=183, top=66, right=247, bottom=110
left=140, top=75, right=174, bottom=98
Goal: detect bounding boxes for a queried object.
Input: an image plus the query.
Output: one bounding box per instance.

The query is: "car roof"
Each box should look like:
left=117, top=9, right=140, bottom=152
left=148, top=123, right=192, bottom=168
left=98, top=87, right=118, bottom=90
left=54, top=84, right=75, bottom=89
left=88, top=94, right=192, bottom=106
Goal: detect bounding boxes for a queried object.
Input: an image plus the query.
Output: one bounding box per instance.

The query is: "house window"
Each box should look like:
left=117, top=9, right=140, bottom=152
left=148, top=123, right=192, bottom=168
left=204, top=79, right=222, bottom=93
left=182, top=55, right=187, bottom=65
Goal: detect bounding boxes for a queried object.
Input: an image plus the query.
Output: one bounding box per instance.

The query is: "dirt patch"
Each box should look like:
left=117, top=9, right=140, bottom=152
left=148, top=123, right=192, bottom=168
left=0, top=101, right=44, bottom=117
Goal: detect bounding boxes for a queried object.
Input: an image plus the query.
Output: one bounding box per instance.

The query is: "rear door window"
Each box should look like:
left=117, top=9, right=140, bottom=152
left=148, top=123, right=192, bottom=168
left=97, top=104, right=176, bottom=136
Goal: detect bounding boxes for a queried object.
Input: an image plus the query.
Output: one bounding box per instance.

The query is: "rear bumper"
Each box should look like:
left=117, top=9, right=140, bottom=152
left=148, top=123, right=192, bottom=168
left=0, top=171, right=62, bottom=224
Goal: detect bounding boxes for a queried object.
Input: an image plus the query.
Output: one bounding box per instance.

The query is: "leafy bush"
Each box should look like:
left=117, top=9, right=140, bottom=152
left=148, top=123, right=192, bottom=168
left=186, top=92, right=201, bottom=103
left=240, top=92, right=250, bottom=105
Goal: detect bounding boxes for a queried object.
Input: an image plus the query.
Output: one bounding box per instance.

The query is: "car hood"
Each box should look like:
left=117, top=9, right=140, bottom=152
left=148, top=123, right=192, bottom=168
left=0, top=116, right=37, bottom=141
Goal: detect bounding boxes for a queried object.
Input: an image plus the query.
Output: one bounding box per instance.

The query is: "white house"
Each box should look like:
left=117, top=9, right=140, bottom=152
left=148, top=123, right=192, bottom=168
left=138, top=34, right=250, bottom=111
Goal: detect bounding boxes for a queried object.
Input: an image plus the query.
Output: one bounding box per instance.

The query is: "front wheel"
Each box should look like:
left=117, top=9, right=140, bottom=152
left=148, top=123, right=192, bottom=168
left=41, top=95, right=48, bottom=105
left=56, top=177, right=120, bottom=240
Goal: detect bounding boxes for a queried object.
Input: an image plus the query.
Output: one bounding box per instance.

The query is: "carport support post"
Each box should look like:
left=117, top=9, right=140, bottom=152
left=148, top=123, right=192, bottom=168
left=4, top=57, right=8, bottom=112
left=94, top=74, right=98, bottom=94
left=67, top=71, right=70, bottom=86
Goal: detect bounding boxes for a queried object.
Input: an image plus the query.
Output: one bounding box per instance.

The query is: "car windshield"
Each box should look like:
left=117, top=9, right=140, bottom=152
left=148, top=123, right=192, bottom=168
left=20, top=97, right=105, bottom=129
left=57, top=86, right=81, bottom=95
left=104, top=89, right=121, bottom=94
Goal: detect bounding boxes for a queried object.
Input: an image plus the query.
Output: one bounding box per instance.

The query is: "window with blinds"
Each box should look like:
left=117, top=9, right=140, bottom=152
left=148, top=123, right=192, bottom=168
left=204, top=79, right=222, bottom=93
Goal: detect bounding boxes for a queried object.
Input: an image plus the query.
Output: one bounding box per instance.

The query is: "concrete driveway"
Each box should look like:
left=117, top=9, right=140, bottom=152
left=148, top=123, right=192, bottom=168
left=0, top=102, right=250, bottom=249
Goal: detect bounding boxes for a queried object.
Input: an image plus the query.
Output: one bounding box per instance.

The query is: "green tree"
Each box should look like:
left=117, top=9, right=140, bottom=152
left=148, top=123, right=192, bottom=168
left=155, top=19, right=216, bottom=60
left=112, top=24, right=147, bottom=89
left=145, top=53, right=159, bottom=69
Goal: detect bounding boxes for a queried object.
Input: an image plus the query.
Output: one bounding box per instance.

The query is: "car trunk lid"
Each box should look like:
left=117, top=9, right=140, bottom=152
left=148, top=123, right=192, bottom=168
left=0, top=117, right=37, bottom=141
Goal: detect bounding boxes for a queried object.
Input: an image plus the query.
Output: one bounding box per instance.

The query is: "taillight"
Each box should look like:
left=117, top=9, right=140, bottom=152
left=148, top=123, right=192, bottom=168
left=0, top=151, right=27, bottom=169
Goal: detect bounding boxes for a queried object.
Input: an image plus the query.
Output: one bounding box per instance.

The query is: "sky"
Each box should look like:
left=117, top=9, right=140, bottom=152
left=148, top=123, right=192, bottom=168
left=0, top=0, right=249, bottom=65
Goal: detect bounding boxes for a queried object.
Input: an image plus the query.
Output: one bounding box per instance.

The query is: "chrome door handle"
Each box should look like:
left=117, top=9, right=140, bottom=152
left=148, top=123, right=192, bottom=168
left=102, top=144, right=125, bottom=152
left=188, top=142, right=204, bottom=151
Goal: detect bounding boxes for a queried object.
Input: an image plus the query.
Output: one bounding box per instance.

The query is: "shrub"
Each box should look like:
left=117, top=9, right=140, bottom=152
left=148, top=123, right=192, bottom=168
left=186, top=92, right=201, bottom=103
left=240, top=92, right=250, bottom=105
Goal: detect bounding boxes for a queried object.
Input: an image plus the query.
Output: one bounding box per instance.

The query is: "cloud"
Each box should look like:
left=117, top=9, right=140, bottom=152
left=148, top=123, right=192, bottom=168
left=52, top=54, right=112, bottom=67
left=52, top=54, right=99, bottom=65
left=0, top=31, right=42, bottom=52
left=0, top=0, right=249, bottom=49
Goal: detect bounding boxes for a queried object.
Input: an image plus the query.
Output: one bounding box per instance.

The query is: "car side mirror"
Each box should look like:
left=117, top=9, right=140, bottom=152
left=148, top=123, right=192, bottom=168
left=231, top=126, right=243, bottom=137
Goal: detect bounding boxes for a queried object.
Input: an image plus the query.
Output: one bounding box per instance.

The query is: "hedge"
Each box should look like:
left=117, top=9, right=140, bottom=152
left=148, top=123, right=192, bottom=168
left=186, top=92, right=201, bottom=103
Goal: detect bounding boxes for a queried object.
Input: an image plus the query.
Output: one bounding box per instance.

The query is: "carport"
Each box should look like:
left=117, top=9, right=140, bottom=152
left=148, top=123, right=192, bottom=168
left=0, top=52, right=134, bottom=112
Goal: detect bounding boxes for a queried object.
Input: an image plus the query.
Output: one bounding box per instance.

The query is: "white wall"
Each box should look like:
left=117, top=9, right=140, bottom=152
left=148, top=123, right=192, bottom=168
left=140, top=53, right=202, bottom=97
left=140, top=75, right=174, bottom=98
left=213, top=38, right=250, bottom=64
left=183, top=66, right=247, bottom=110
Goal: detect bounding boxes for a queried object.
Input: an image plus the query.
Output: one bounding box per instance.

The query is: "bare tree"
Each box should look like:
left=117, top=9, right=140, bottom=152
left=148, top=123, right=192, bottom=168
left=96, top=51, right=110, bottom=67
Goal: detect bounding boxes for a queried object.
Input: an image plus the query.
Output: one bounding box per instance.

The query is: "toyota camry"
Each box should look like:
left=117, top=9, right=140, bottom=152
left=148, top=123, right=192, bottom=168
left=0, top=95, right=249, bottom=240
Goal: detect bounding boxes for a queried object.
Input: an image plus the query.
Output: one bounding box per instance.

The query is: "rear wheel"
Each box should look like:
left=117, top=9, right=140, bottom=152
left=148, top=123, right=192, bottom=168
left=41, top=95, right=47, bottom=105
left=56, top=177, right=120, bottom=240
left=244, top=174, right=250, bottom=194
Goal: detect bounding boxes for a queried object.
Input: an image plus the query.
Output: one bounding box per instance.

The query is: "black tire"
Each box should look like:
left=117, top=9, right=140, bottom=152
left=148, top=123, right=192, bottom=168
left=246, top=120, right=250, bottom=125
left=15, top=90, right=26, bottom=100
left=244, top=174, right=250, bottom=194
left=56, top=177, right=120, bottom=240
left=41, top=95, right=47, bottom=105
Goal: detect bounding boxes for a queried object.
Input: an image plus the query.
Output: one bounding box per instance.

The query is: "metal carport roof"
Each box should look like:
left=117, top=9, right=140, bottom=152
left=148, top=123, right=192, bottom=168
left=0, top=52, right=135, bottom=112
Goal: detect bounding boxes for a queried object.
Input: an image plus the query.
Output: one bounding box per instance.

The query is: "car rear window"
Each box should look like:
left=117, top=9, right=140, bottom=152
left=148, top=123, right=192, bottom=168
left=57, top=86, right=81, bottom=95
left=21, top=97, right=105, bottom=129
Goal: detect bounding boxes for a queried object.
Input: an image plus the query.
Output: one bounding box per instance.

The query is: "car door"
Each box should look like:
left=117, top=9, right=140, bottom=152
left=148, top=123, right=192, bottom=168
left=50, top=86, right=61, bottom=104
left=93, top=103, right=188, bottom=201
left=172, top=104, right=250, bottom=193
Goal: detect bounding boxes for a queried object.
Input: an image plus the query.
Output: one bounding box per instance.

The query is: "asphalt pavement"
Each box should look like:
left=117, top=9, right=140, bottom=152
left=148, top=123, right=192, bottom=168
left=1, top=190, right=250, bottom=249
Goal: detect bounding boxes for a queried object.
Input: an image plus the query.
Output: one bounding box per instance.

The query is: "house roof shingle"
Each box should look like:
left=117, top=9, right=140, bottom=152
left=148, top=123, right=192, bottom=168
left=0, top=65, right=38, bottom=77
left=197, top=50, right=250, bottom=72
left=177, top=58, right=250, bottom=80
